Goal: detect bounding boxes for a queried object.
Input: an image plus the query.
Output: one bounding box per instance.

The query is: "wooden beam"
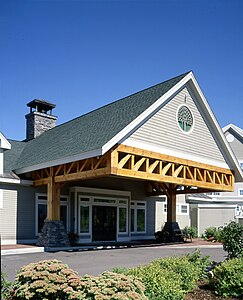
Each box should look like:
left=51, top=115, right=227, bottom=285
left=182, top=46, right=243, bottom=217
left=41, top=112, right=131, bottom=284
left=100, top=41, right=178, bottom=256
left=47, top=175, right=60, bottom=221
left=54, top=167, right=111, bottom=183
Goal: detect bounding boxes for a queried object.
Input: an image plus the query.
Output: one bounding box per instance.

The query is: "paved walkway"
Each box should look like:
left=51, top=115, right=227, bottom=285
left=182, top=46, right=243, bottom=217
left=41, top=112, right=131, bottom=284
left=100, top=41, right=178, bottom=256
left=1, top=238, right=222, bottom=256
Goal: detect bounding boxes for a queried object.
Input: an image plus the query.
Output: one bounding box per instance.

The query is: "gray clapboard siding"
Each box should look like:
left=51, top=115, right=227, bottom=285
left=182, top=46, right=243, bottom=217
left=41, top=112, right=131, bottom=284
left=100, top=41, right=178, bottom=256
left=125, top=86, right=226, bottom=166
left=0, top=187, right=17, bottom=242
left=225, top=133, right=243, bottom=160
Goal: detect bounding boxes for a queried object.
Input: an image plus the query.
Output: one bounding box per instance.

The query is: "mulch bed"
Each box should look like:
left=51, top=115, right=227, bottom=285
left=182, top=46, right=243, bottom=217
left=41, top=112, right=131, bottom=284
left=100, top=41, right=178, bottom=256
left=185, top=281, right=239, bottom=300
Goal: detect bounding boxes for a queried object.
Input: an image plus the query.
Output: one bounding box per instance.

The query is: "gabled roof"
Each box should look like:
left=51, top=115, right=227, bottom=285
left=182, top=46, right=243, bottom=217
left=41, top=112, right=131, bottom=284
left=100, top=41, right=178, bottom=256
left=0, top=132, right=11, bottom=150
left=223, top=124, right=243, bottom=141
left=13, top=71, right=190, bottom=173
left=4, top=140, right=26, bottom=174
left=8, top=71, right=243, bottom=182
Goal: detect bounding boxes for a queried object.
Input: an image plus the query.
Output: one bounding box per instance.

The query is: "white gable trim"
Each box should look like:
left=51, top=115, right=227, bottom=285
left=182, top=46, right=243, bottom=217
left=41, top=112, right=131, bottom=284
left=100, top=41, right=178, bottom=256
left=188, top=74, right=243, bottom=182
left=101, top=73, right=192, bottom=154
left=0, top=132, right=11, bottom=150
left=101, top=72, right=242, bottom=182
left=222, top=123, right=243, bottom=138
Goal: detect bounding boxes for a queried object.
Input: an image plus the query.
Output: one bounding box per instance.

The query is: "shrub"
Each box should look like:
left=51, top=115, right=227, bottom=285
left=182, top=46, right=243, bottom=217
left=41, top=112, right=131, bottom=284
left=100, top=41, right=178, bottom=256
left=183, top=226, right=197, bottom=239
left=209, top=257, right=243, bottom=298
left=125, top=263, right=184, bottom=300
left=1, top=272, right=12, bottom=299
left=113, top=250, right=211, bottom=300
left=204, top=226, right=217, bottom=240
left=10, top=259, right=80, bottom=299
left=75, top=271, right=148, bottom=299
left=220, top=221, right=243, bottom=258
left=10, top=260, right=147, bottom=300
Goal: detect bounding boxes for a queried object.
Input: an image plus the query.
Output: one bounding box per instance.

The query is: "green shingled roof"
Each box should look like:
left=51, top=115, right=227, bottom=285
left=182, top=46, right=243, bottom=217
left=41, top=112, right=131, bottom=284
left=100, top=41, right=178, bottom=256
left=4, top=140, right=26, bottom=174
left=12, top=72, right=190, bottom=172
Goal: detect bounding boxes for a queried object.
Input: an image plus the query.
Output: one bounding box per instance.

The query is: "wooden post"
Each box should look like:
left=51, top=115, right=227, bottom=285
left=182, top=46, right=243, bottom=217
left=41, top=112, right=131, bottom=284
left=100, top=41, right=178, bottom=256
left=47, top=169, right=60, bottom=221
left=167, top=185, right=177, bottom=223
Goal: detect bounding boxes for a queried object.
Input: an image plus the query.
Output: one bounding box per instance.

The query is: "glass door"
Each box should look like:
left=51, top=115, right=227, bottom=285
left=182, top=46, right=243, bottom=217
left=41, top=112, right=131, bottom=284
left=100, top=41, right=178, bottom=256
left=92, top=206, right=117, bottom=241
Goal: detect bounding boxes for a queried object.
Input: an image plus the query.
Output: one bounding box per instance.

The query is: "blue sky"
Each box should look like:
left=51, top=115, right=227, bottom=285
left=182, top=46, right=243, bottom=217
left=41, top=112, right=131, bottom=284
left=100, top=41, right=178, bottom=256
left=1, top=0, right=243, bottom=141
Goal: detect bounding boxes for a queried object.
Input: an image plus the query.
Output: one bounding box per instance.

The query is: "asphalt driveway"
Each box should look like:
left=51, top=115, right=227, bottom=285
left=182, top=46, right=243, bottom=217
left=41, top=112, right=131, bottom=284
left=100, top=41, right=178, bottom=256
left=1, top=245, right=226, bottom=282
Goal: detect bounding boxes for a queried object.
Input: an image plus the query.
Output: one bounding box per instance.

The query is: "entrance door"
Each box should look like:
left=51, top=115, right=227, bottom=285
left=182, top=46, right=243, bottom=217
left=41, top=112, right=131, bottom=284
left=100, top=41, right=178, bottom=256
left=92, top=206, right=117, bottom=241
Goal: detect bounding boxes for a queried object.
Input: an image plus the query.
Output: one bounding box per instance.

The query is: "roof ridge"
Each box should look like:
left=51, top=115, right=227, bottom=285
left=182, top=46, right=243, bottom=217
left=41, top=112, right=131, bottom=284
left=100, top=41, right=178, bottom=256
left=38, top=71, right=191, bottom=134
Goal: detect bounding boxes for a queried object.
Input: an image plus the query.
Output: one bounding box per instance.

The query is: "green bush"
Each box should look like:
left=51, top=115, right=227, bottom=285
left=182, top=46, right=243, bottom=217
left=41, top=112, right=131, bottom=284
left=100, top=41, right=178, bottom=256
left=1, top=272, right=12, bottom=299
left=10, top=259, right=147, bottom=300
left=183, top=226, right=197, bottom=239
left=10, top=259, right=80, bottom=299
left=203, top=226, right=223, bottom=242
left=124, top=263, right=184, bottom=300
left=209, top=257, right=243, bottom=298
left=220, top=221, right=243, bottom=258
left=75, top=271, right=147, bottom=300
left=114, top=250, right=211, bottom=300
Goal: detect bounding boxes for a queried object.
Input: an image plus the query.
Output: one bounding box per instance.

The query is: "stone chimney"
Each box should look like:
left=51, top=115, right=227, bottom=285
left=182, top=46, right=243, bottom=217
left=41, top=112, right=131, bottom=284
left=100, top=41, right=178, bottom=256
left=25, top=99, right=57, bottom=141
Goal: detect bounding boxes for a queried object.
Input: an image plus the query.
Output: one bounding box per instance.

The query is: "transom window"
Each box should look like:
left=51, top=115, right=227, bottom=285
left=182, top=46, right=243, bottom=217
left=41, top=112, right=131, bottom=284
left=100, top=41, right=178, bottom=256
left=177, top=105, right=193, bottom=133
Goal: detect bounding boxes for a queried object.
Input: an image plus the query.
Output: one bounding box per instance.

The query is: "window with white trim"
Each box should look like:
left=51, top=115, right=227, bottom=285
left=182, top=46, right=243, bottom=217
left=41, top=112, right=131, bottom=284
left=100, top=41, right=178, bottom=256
left=79, top=197, right=91, bottom=235
left=238, top=189, right=243, bottom=196
left=163, top=202, right=189, bottom=215
left=131, top=201, right=146, bottom=233
left=36, top=194, right=69, bottom=235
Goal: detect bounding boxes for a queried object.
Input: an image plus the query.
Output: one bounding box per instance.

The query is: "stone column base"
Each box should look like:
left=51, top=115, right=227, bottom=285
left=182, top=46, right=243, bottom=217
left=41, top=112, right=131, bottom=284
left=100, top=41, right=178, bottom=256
left=38, top=220, right=70, bottom=247
left=161, top=222, right=184, bottom=242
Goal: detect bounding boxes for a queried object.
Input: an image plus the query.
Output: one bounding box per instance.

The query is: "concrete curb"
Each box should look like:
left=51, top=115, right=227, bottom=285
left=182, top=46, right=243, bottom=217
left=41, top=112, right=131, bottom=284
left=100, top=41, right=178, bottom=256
left=1, top=247, right=45, bottom=256
left=1, top=243, right=223, bottom=255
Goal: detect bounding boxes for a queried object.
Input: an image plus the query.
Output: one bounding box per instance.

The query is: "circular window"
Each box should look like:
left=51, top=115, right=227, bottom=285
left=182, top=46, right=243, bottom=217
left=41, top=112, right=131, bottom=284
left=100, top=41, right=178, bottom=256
left=177, top=105, right=193, bottom=133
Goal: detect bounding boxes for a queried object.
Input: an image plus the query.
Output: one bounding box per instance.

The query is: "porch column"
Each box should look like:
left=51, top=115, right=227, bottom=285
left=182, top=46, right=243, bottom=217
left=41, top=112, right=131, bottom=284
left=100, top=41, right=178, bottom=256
left=162, top=184, right=183, bottom=242
left=167, top=188, right=177, bottom=223
left=38, top=171, right=70, bottom=248
left=47, top=177, right=60, bottom=221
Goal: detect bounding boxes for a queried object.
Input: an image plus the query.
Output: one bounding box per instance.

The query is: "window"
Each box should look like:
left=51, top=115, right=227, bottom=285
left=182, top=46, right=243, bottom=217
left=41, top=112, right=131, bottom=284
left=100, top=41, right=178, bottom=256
left=36, top=194, right=69, bottom=235
left=131, top=201, right=146, bottom=233
left=79, top=197, right=91, bottom=235
left=177, top=105, right=193, bottom=133
left=163, top=202, right=189, bottom=215
left=181, top=205, right=188, bottom=214
left=80, top=205, right=90, bottom=233
left=238, top=189, right=243, bottom=196
left=119, top=207, right=127, bottom=232
left=240, top=163, right=243, bottom=171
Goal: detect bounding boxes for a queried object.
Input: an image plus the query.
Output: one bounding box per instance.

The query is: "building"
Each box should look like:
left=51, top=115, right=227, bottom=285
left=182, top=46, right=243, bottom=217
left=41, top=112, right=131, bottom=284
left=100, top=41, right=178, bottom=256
left=1, top=71, right=242, bottom=247
left=187, top=123, right=243, bottom=235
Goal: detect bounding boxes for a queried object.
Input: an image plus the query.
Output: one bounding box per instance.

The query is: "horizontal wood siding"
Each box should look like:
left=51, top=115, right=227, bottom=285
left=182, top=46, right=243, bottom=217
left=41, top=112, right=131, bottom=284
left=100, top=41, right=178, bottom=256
left=125, top=86, right=226, bottom=166
left=0, top=187, right=17, bottom=242
left=17, top=186, right=40, bottom=240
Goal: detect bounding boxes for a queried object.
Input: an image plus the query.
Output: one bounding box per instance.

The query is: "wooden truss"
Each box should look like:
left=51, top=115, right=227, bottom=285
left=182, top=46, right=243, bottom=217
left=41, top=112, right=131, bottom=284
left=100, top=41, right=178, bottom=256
left=32, top=144, right=234, bottom=192
left=33, top=153, right=111, bottom=186
left=110, top=145, right=234, bottom=192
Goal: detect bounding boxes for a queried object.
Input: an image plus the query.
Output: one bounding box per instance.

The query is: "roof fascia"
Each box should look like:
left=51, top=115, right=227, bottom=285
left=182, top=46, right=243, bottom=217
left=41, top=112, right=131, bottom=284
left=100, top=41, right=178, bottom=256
left=0, top=132, right=11, bottom=150
left=101, top=72, right=193, bottom=154
left=222, top=124, right=243, bottom=143
left=188, top=73, right=243, bottom=182
left=15, top=148, right=102, bottom=174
